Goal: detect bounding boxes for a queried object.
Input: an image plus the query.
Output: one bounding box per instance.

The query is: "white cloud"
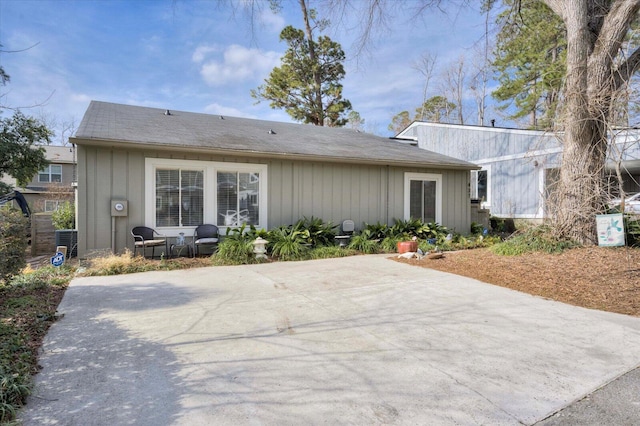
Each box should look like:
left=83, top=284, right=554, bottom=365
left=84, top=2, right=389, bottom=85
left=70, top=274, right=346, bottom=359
left=70, top=93, right=92, bottom=104
left=203, top=103, right=256, bottom=119
left=197, top=44, right=281, bottom=86
left=192, top=45, right=219, bottom=63
left=259, top=9, right=285, bottom=33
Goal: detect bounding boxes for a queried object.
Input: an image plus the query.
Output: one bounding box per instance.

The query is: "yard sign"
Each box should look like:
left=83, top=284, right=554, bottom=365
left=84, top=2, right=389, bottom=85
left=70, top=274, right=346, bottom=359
left=596, top=213, right=625, bottom=247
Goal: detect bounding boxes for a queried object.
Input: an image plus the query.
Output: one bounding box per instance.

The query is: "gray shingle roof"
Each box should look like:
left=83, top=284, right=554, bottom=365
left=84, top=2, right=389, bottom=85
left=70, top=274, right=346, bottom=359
left=73, top=101, right=477, bottom=169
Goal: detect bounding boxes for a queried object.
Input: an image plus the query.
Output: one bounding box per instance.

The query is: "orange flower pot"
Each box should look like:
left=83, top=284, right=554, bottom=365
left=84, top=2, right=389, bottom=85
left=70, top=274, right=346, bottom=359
left=397, top=241, right=418, bottom=254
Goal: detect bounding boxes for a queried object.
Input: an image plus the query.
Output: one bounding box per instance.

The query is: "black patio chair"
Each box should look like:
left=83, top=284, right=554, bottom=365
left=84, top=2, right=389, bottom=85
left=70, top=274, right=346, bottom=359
left=131, top=226, right=168, bottom=259
left=193, top=224, right=219, bottom=256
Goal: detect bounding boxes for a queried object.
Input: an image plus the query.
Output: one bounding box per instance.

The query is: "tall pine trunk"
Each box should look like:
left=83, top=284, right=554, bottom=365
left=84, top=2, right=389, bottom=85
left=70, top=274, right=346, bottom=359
left=299, top=0, right=324, bottom=126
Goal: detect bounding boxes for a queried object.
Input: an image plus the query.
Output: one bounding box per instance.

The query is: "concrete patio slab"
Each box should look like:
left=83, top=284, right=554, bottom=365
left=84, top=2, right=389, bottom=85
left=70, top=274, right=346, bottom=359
left=20, top=255, right=640, bottom=425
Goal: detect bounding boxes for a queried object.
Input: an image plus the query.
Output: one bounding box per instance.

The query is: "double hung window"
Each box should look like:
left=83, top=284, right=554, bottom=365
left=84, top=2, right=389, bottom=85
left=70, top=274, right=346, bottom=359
left=39, top=165, right=62, bottom=183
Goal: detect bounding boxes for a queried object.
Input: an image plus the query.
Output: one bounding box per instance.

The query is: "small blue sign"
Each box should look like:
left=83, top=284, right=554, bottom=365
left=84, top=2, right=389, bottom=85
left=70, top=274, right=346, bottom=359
left=51, top=252, right=65, bottom=267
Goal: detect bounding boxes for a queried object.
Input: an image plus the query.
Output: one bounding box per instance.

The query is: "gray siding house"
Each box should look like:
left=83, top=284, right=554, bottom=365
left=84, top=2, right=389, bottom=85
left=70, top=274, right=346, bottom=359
left=71, top=101, right=478, bottom=257
left=396, top=122, right=640, bottom=219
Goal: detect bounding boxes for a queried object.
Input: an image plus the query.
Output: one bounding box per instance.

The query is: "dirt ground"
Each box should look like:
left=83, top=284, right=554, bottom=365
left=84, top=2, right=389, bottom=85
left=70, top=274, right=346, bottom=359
left=396, top=246, right=640, bottom=317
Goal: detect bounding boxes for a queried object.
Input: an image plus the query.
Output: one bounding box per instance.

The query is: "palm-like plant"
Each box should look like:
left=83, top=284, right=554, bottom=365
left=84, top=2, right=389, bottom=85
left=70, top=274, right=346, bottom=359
left=363, top=221, right=390, bottom=240
left=268, top=226, right=309, bottom=261
left=293, top=216, right=337, bottom=247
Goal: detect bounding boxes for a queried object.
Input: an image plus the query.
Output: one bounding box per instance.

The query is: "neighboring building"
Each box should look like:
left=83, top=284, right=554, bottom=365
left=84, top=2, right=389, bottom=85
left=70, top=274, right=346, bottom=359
left=71, top=101, right=479, bottom=257
left=396, top=122, right=640, bottom=219
left=1, top=145, right=76, bottom=213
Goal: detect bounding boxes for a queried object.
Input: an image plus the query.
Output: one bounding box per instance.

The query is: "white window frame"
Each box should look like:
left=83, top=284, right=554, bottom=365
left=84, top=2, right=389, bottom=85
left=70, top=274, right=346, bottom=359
left=470, top=165, right=491, bottom=209
left=145, top=158, right=268, bottom=236
left=404, top=172, right=442, bottom=224
left=39, top=164, right=62, bottom=183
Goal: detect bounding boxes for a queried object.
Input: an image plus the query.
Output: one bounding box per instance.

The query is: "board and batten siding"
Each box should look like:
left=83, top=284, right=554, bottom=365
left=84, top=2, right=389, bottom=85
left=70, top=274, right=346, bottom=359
left=414, top=124, right=561, bottom=218
left=77, top=145, right=470, bottom=256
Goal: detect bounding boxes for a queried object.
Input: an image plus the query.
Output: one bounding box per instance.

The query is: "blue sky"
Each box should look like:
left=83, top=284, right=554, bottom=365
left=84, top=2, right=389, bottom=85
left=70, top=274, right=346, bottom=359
left=0, top=0, right=498, bottom=141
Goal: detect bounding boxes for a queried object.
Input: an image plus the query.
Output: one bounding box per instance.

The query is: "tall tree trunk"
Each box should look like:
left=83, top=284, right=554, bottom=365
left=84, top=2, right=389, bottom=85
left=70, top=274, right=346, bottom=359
left=553, top=1, right=600, bottom=244
left=544, top=0, right=640, bottom=244
left=299, top=0, right=324, bottom=126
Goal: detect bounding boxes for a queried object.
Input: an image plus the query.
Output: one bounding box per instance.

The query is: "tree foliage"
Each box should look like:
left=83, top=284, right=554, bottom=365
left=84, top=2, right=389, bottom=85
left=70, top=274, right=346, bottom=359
left=252, top=24, right=352, bottom=126
left=389, top=95, right=456, bottom=133
left=491, top=0, right=565, bottom=129
left=388, top=111, right=412, bottom=134
left=0, top=208, right=28, bottom=283
left=416, top=95, right=457, bottom=122
left=0, top=60, right=52, bottom=191
left=0, top=111, right=51, bottom=188
left=51, top=201, right=75, bottom=230
left=347, top=110, right=366, bottom=131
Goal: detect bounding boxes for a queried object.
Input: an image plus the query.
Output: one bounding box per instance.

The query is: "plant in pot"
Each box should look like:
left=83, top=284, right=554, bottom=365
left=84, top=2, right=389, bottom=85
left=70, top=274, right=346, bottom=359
left=396, top=235, right=418, bottom=254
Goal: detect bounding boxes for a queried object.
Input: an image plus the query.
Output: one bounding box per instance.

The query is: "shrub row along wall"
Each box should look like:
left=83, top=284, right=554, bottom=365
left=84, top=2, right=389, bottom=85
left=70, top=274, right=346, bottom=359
left=31, top=213, right=56, bottom=256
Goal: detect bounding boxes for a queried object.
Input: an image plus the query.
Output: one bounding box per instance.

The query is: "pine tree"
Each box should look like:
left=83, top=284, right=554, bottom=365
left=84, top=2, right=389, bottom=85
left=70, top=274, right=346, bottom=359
left=491, top=0, right=565, bottom=130
left=252, top=24, right=352, bottom=127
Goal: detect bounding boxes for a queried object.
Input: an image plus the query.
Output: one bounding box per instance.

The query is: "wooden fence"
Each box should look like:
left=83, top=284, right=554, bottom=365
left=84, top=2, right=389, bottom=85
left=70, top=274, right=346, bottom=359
left=31, top=213, right=55, bottom=256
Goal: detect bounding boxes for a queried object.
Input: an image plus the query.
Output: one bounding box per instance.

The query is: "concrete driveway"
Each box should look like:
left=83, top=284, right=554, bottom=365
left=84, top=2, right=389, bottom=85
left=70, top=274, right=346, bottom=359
left=20, top=255, right=640, bottom=425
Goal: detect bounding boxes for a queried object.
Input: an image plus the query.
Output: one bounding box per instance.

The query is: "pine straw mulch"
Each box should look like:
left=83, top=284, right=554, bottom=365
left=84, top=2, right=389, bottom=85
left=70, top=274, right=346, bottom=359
left=395, top=246, right=640, bottom=317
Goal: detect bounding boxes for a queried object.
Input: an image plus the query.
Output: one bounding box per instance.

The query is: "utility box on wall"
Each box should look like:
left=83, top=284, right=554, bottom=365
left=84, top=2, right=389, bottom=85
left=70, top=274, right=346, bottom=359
left=111, top=200, right=128, bottom=216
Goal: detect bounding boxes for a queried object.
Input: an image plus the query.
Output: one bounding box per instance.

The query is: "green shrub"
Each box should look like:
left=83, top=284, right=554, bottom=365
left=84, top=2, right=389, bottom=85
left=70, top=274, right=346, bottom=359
left=625, top=215, right=640, bottom=246
left=211, top=225, right=258, bottom=265
left=51, top=201, right=75, bottom=230
left=490, top=225, right=576, bottom=255
left=309, top=246, right=357, bottom=259
left=0, top=363, right=31, bottom=423
left=390, top=218, right=423, bottom=238
left=212, top=239, right=255, bottom=265
left=470, top=222, right=485, bottom=235
left=0, top=264, right=74, bottom=423
left=390, top=218, right=448, bottom=240
left=9, top=265, right=73, bottom=289
left=268, top=226, right=309, bottom=261
left=292, top=216, right=337, bottom=247
left=380, top=235, right=403, bottom=253
left=348, top=230, right=379, bottom=254
left=490, top=217, right=516, bottom=233
left=417, top=239, right=436, bottom=253
left=363, top=222, right=390, bottom=240
left=0, top=208, right=28, bottom=284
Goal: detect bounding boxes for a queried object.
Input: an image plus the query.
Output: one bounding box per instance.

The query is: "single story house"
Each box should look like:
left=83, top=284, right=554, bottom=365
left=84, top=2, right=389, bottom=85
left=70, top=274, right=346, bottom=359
left=71, top=101, right=479, bottom=257
left=396, top=122, right=640, bottom=220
